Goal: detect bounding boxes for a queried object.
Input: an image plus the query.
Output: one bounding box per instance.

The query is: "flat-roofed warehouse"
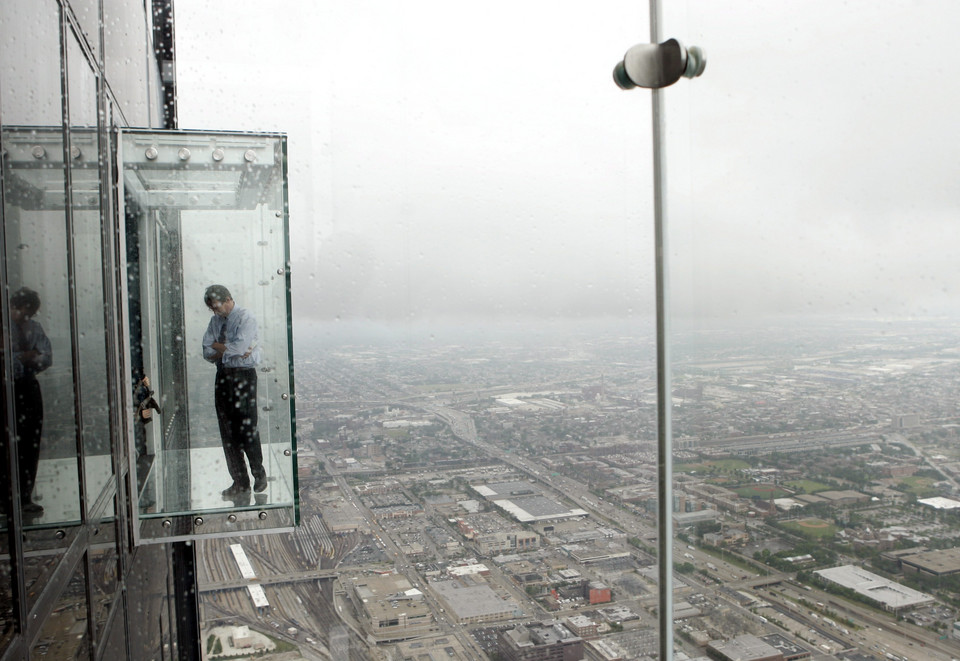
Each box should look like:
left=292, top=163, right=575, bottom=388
left=814, top=565, right=934, bottom=612
left=497, top=495, right=588, bottom=523
left=898, top=547, right=960, bottom=578
left=473, top=481, right=588, bottom=522
left=474, top=481, right=542, bottom=499
left=430, top=577, right=522, bottom=625
left=706, top=634, right=784, bottom=661
left=816, top=490, right=870, bottom=506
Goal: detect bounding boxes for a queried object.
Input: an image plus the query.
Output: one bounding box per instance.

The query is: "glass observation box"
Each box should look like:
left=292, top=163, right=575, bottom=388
left=3, top=126, right=298, bottom=546
left=120, top=129, right=298, bottom=542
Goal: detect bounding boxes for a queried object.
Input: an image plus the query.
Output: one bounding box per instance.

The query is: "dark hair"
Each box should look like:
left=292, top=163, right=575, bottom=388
left=11, top=287, right=41, bottom=316
left=204, top=285, right=232, bottom=307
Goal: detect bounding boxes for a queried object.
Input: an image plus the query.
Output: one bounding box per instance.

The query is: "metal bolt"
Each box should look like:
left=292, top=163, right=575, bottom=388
left=70, top=145, right=82, bottom=160
left=162, top=519, right=172, bottom=528
left=275, top=211, right=282, bottom=218
left=281, top=393, right=289, bottom=400
left=55, top=530, right=66, bottom=539
left=244, top=149, right=257, bottom=162
left=212, top=148, right=225, bottom=162
left=145, top=147, right=159, bottom=160
left=277, top=268, right=285, bottom=275
left=194, top=517, right=204, bottom=527
left=31, top=146, right=46, bottom=159
left=284, top=448, right=292, bottom=456
left=258, top=512, right=268, bottom=520
left=227, top=514, right=237, bottom=523
left=178, top=147, right=191, bottom=161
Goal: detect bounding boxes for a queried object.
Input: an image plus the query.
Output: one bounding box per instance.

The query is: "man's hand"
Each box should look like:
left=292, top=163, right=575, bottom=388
left=211, top=341, right=226, bottom=359
left=17, top=350, right=40, bottom=366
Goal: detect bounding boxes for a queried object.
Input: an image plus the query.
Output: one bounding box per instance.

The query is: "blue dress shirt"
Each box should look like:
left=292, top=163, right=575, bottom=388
left=202, top=306, right=262, bottom=368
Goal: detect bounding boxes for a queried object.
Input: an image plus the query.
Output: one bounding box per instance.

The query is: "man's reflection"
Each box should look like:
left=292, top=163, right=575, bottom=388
left=10, top=287, right=51, bottom=515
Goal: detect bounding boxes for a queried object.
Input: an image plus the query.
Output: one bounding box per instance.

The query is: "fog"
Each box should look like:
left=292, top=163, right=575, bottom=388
left=175, top=1, right=960, bottom=332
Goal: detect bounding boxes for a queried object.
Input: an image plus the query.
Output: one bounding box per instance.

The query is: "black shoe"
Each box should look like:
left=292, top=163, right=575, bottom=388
left=22, top=501, right=44, bottom=515
left=253, top=472, right=268, bottom=493
left=222, top=483, right=250, bottom=497
left=225, top=490, right=252, bottom=506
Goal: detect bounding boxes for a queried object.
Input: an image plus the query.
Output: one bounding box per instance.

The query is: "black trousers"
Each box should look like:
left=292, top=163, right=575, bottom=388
left=214, top=367, right=264, bottom=488
left=14, top=377, right=43, bottom=501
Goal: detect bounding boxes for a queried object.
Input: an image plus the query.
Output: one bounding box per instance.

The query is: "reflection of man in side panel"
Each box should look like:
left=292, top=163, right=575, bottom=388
left=201, top=285, right=267, bottom=497
left=11, top=287, right=52, bottom=515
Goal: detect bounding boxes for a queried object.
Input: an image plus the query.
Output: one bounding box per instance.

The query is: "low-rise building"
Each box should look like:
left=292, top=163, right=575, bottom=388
left=759, top=633, right=811, bottom=660
left=476, top=530, right=541, bottom=554
left=352, top=573, right=434, bottom=641
left=816, top=490, right=870, bottom=506
left=814, top=565, right=934, bottom=612
left=706, top=634, right=784, bottom=661
left=564, top=614, right=598, bottom=639
left=430, top=577, right=522, bottom=625
left=498, top=622, right=583, bottom=661
left=584, top=638, right=628, bottom=661
left=587, top=581, right=611, bottom=605
left=391, top=633, right=472, bottom=660
left=899, top=547, right=960, bottom=578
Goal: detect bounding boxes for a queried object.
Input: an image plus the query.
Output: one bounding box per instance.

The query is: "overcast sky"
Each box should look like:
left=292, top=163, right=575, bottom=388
left=174, top=1, right=960, bottom=327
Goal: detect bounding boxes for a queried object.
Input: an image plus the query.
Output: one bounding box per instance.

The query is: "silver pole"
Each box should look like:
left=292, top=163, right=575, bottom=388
left=649, top=1, right=674, bottom=659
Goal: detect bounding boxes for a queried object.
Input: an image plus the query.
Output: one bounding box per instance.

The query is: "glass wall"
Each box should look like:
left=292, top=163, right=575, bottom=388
left=661, top=2, right=960, bottom=660
left=67, top=26, right=117, bottom=521
left=1, top=0, right=184, bottom=658
left=168, top=2, right=960, bottom=660
left=176, top=2, right=660, bottom=659
left=1, top=0, right=84, bottom=588
left=121, top=129, right=298, bottom=540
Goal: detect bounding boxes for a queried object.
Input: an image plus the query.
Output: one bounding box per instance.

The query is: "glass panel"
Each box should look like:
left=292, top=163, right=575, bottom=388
left=0, top=530, right=11, bottom=653
left=125, top=544, right=174, bottom=657
left=122, top=130, right=297, bottom=539
left=0, top=0, right=65, bottom=649
left=102, top=0, right=150, bottom=126
left=1, top=0, right=83, bottom=588
left=90, top=516, right=119, bottom=644
left=68, top=30, right=115, bottom=524
left=31, top=558, right=89, bottom=659
left=663, top=1, right=960, bottom=659
left=71, top=0, right=101, bottom=63
left=99, top=593, right=128, bottom=660
left=176, top=2, right=657, bottom=657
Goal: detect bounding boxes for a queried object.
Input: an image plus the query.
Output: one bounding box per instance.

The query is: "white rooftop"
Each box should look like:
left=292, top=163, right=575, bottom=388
left=815, top=565, right=933, bottom=610
left=918, top=496, right=960, bottom=510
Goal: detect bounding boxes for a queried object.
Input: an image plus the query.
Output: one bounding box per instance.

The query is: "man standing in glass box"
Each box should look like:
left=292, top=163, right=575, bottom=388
left=202, top=284, right=267, bottom=497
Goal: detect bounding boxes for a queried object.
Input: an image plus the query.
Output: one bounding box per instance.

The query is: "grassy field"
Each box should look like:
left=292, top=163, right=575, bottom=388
left=897, top=476, right=940, bottom=498
left=734, top=485, right=789, bottom=499
left=780, top=518, right=838, bottom=539
left=785, top=479, right=832, bottom=494
left=675, top=459, right=751, bottom=474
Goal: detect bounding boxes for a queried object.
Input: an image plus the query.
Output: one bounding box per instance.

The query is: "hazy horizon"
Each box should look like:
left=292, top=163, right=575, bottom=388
left=175, top=1, right=960, bottom=325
